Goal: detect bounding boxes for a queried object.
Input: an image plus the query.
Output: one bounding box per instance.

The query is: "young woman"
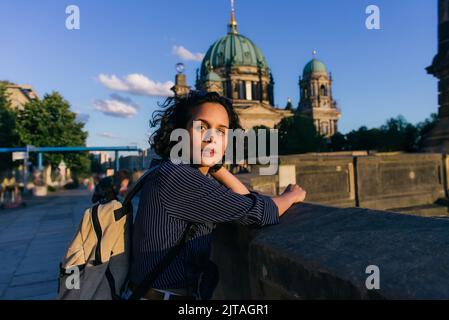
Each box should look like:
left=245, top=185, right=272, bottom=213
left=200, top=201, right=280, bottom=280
left=129, top=90, right=306, bottom=300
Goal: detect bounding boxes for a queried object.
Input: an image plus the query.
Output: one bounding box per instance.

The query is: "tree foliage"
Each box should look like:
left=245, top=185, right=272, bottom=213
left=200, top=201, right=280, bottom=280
left=330, top=114, right=438, bottom=152
left=274, top=112, right=439, bottom=155
left=0, top=84, right=21, bottom=171
left=0, top=87, right=90, bottom=175
left=276, top=114, right=327, bottom=155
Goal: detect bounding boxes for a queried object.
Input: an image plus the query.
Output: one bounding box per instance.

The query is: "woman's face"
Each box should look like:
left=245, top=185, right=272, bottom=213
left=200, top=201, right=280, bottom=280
left=186, top=102, right=229, bottom=167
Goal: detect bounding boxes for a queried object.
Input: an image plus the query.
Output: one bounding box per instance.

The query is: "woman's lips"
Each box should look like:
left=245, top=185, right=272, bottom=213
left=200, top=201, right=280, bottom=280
left=202, top=148, right=216, bottom=157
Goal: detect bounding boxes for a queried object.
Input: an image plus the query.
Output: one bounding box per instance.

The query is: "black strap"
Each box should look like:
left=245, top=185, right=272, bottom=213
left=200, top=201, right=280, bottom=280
left=105, top=265, right=121, bottom=300
left=129, top=222, right=195, bottom=300
left=92, top=204, right=122, bottom=299
left=91, top=204, right=102, bottom=265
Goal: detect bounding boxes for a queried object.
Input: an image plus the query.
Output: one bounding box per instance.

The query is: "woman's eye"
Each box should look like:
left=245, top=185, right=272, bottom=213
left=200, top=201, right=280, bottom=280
left=217, top=130, right=226, bottom=136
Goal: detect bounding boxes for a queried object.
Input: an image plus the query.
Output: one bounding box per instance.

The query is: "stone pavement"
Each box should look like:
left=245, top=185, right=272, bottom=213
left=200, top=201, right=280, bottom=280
left=0, top=189, right=91, bottom=300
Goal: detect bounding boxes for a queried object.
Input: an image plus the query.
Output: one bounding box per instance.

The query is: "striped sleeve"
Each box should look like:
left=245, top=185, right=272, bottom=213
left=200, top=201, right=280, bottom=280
left=158, top=161, right=279, bottom=227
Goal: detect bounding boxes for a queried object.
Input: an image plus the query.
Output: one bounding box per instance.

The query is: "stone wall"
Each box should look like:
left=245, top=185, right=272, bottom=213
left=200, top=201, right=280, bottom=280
left=356, top=153, right=445, bottom=210
left=277, top=154, right=356, bottom=207
left=211, top=202, right=449, bottom=299
left=247, top=152, right=449, bottom=216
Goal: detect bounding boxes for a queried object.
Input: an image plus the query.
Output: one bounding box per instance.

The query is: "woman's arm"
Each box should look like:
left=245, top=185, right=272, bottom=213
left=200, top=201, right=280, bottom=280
left=209, top=167, right=250, bottom=195
left=210, top=167, right=307, bottom=217
left=159, top=162, right=278, bottom=226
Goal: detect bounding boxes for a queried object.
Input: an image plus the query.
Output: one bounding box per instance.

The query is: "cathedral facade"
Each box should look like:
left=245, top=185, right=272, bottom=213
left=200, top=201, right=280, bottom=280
left=172, top=2, right=341, bottom=136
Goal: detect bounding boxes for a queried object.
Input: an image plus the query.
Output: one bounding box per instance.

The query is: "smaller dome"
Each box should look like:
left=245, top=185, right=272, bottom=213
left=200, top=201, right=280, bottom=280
left=204, top=70, right=222, bottom=82
left=303, top=59, right=327, bottom=76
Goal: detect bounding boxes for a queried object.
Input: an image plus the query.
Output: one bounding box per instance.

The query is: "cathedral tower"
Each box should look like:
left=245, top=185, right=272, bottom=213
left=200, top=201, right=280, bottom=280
left=297, top=53, right=341, bottom=137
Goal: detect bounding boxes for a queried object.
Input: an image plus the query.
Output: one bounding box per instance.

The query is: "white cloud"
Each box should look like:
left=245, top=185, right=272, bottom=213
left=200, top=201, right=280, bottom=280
left=93, top=94, right=138, bottom=118
left=97, top=73, right=174, bottom=97
left=172, top=45, right=204, bottom=62
left=98, top=132, right=119, bottom=139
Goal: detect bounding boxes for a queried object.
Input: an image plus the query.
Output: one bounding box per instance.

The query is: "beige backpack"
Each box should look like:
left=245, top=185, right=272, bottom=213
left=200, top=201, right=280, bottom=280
left=57, top=166, right=159, bottom=300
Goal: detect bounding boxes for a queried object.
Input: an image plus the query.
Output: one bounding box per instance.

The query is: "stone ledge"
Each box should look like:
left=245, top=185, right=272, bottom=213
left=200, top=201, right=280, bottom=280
left=211, top=202, right=449, bottom=299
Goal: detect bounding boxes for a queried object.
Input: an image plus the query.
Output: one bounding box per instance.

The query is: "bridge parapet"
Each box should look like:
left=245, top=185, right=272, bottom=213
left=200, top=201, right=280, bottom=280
left=211, top=202, right=449, bottom=299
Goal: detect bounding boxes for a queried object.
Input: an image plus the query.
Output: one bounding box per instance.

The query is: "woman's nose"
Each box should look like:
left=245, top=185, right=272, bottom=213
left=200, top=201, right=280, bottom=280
left=203, top=130, right=217, bottom=143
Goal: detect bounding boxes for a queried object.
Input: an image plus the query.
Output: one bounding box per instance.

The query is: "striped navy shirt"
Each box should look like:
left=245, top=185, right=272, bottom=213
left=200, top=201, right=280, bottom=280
left=129, top=159, right=279, bottom=291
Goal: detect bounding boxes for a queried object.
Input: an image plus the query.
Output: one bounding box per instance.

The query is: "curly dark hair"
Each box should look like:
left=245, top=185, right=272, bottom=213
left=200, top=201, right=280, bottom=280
left=149, top=90, right=242, bottom=159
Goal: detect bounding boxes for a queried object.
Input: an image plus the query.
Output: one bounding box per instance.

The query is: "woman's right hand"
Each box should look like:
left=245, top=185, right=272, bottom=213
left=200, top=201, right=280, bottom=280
left=283, top=184, right=307, bottom=204
left=272, top=184, right=307, bottom=217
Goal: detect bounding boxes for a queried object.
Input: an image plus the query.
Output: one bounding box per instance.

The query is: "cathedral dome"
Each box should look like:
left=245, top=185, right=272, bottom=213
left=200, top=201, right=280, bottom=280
left=200, top=2, right=269, bottom=77
left=200, top=33, right=269, bottom=76
left=303, top=59, right=327, bottom=76
left=197, top=1, right=276, bottom=108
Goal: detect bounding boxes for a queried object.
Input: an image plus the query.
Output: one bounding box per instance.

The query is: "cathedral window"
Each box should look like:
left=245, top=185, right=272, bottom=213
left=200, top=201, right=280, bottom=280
left=226, top=81, right=233, bottom=99
left=321, top=122, right=329, bottom=136
left=238, top=81, right=246, bottom=99
left=252, top=81, right=259, bottom=100
left=321, top=85, right=327, bottom=96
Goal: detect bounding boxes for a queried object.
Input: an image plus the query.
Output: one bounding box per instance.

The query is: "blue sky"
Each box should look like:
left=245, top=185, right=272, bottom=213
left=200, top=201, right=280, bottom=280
left=0, top=0, right=439, bottom=150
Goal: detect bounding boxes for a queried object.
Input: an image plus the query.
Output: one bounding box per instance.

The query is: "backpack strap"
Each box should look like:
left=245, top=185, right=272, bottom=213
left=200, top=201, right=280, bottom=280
left=128, top=222, right=196, bottom=300
left=91, top=204, right=102, bottom=265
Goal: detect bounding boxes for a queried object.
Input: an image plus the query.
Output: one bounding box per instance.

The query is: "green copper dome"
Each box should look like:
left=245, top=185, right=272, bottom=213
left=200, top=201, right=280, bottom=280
left=200, top=33, right=269, bottom=76
left=303, top=59, right=327, bottom=76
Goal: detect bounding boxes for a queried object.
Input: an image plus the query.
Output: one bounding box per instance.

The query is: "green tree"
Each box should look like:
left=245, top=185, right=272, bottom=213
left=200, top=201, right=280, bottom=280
left=16, top=92, right=90, bottom=175
left=379, top=115, right=419, bottom=152
left=345, top=126, right=382, bottom=151
left=339, top=114, right=435, bottom=152
left=417, top=113, right=438, bottom=149
left=329, top=132, right=347, bottom=151
left=276, top=114, right=326, bottom=155
left=0, top=83, right=20, bottom=172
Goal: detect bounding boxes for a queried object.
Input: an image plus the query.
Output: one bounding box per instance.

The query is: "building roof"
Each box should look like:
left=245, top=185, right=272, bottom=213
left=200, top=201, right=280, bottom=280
left=201, top=33, right=269, bottom=76
left=303, top=59, right=327, bottom=76
left=1, top=82, right=39, bottom=110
